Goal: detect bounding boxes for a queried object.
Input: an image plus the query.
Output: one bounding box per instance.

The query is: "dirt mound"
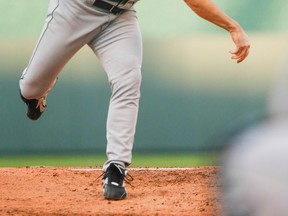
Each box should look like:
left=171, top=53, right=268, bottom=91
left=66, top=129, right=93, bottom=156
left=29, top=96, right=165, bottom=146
left=0, top=166, right=222, bottom=215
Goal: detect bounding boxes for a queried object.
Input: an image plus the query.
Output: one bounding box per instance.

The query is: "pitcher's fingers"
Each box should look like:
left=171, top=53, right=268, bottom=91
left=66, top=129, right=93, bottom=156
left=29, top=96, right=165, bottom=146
left=233, top=47, right=250, bottom=63
left=237, top=48, right=250, bottom=63
left=230, top=45, right=250, bottom=63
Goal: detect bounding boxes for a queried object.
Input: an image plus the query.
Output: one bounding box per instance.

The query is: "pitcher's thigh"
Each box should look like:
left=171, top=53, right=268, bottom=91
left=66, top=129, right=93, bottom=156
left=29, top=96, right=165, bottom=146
left=91, top=10, right=142, bottom=80
left=20, top=0, right=94, bottom=99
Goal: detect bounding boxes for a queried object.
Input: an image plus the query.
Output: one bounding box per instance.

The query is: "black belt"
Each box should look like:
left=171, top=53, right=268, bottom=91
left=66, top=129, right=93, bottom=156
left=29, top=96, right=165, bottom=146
left=93, top=0, right=125, bottom=15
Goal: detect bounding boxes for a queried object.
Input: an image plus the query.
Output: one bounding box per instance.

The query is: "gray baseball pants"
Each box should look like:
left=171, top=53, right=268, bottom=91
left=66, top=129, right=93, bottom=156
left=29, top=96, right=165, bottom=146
left=19, top=0, right=143, bottom=170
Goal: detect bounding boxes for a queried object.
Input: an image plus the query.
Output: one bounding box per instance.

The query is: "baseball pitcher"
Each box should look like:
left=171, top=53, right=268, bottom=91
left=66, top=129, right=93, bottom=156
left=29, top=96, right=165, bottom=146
left=19, top=0, right=250, bottom=200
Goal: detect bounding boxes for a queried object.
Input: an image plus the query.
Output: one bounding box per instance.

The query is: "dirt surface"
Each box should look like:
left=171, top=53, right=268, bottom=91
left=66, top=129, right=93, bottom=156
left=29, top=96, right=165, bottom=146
left=0, top=166, right=222, bottom=216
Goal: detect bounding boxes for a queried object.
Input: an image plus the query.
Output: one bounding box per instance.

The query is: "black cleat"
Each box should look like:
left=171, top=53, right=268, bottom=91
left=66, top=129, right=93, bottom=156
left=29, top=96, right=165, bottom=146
left=20, top=93, right=47, bottom=121
left=102, top=163, right=130, bottom=200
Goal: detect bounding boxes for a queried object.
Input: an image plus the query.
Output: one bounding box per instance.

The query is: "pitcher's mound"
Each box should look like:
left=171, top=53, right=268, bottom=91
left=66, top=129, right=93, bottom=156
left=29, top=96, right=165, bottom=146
left=0, top=166, right=222, bottom=215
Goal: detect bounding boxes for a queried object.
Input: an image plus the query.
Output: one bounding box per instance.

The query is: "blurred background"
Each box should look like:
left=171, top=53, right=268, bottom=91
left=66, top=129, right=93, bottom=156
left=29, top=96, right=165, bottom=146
left=0, top=0, right=287, bottom=166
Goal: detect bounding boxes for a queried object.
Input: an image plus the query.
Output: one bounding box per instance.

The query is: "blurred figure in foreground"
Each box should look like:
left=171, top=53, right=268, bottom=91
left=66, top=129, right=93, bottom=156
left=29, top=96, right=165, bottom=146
left=221, top=49, right=288, bottom=216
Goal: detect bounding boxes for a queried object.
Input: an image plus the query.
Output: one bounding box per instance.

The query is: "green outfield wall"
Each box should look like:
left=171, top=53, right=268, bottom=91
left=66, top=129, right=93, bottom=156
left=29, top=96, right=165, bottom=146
left=1, top=34, right=287, bottom=154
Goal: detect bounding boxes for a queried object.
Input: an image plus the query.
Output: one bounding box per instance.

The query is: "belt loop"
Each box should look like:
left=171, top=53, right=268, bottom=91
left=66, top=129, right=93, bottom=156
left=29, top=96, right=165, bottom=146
left=115, top=0, right=123, bottom=7
left=109, top=5, right=116, bottom=13
left=112, top=0, right=123, bottom=14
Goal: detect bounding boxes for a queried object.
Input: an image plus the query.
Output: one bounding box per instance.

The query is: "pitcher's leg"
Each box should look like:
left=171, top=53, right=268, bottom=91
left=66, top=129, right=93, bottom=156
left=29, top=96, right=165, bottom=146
left=20, top=0, right=108, bottom=99
left=19, top=0, right=64, bottom=120
left=20, top=0, right=62, bottom=100
left=19, top=0, right=109, bottom=119
left=105, top=64, right=142, bottom=168
left=90, top=10, right=142, bottom=169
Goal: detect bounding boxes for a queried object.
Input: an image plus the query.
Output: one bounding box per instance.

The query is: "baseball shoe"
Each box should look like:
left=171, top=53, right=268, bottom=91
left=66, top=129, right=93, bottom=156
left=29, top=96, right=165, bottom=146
left=20, top=93, right=47, bottom=121
left=102, top=163, right=131, bottom=200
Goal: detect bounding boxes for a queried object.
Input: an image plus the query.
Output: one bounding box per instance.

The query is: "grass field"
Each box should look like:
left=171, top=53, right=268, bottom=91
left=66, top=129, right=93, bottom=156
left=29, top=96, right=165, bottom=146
left=0, top=152, right=219, bottom=167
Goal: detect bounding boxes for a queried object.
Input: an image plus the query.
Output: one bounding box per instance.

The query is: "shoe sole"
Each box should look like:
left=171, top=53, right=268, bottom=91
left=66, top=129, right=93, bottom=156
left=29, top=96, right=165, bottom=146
left=104, top=184, right=127, bottom=200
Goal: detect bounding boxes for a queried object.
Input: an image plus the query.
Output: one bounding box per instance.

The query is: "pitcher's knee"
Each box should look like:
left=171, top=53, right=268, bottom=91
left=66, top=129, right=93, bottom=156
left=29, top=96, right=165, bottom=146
left=126, top=68, right=142, bottom=89
left=111, top=68, right=142, bottom=99
left=19, top=80, right=45, bottom=100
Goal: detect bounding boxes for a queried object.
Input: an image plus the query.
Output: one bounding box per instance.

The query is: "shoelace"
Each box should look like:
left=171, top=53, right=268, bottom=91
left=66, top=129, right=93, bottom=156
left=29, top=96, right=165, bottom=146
left=124, top=172, right=134, bottom=187
left=36, top=96, right=47, bottom=113
left=96, top=171, right=134, bottom=187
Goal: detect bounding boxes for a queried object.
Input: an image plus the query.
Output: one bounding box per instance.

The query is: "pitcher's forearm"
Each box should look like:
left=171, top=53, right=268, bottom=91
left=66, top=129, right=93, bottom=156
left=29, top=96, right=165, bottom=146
left=184, top=0, right=240, bottom=32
